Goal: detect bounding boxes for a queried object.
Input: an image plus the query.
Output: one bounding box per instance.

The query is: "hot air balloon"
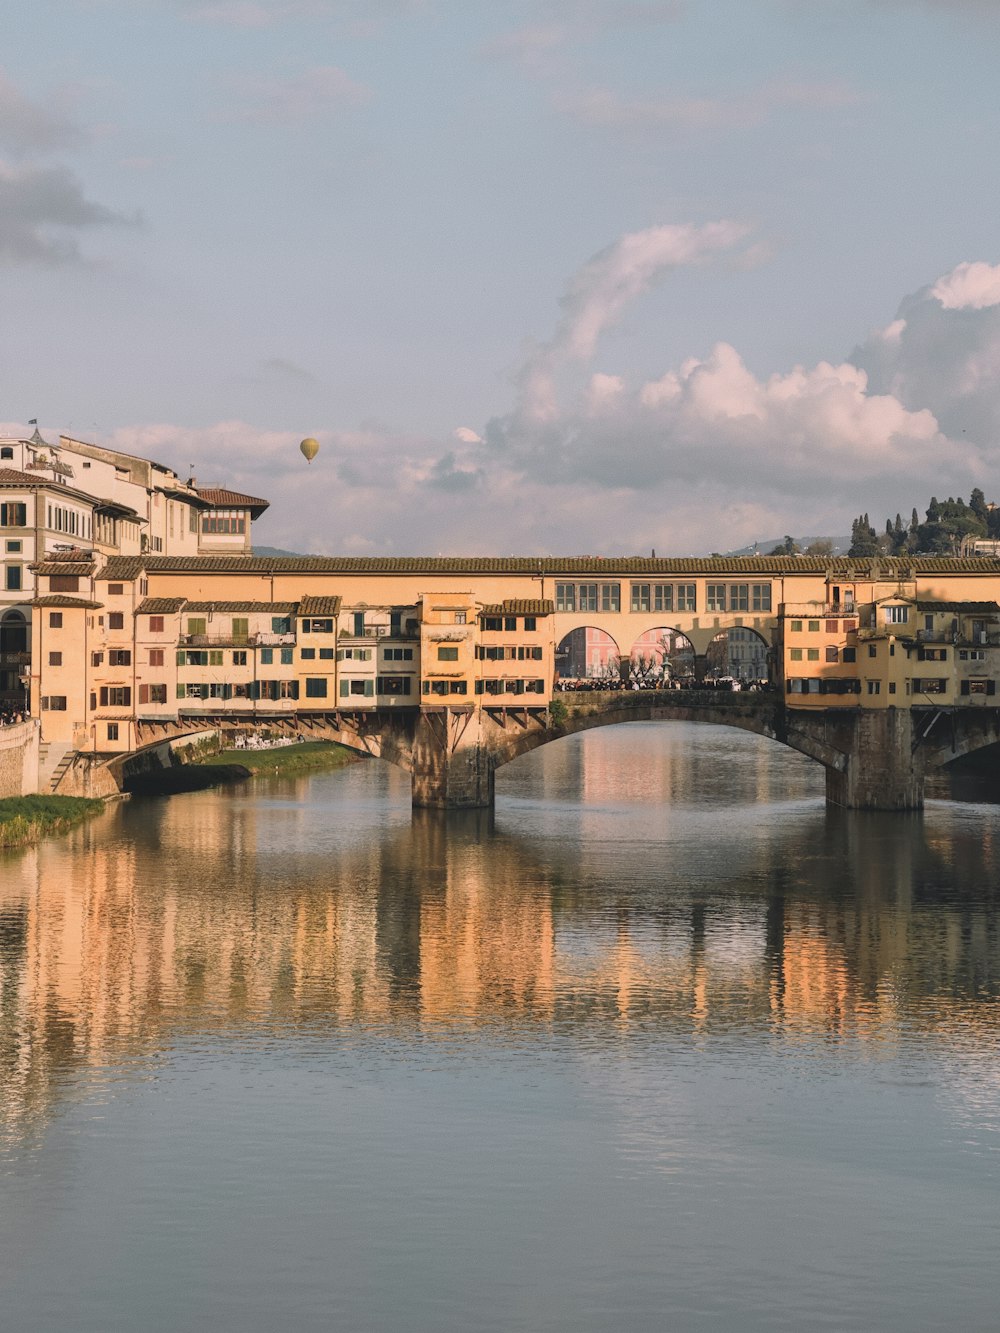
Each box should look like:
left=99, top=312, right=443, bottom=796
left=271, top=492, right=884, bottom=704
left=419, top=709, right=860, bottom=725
left=300, top=437, right=320, bottom=464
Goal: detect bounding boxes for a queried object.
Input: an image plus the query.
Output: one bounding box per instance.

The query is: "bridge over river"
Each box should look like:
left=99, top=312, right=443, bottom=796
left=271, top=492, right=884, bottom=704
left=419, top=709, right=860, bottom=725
left=106, top=688, right=1000, bottom=813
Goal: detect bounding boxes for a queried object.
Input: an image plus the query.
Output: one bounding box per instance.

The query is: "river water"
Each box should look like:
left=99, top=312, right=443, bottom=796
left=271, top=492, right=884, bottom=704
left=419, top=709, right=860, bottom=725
left=1, top=723, right=999, bottom=1332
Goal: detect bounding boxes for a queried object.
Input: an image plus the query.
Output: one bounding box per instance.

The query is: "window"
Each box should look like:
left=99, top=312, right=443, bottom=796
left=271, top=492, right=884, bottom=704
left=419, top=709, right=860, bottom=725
left=808, top=620, right=820, bottom=633
left=109, top=650, right=131, bottom=666
left=752, top=584, right=771, bottom=613
left=807, top=648, right=819, bottom=662
left=790, top=648, right=803, bottom=661
left=577, top=584, right=598, bottom=613
left=353, top=612, right=365, bottom=636
left=653, top=584, right=673, bottom=613
left=505, top=616, right=517, bottom=631
left=383, top=647, right=413, bottom=661
left=305, top=678, right=328, bottom=698
left=5, top=566, right=21, bottom=591
left=232, top=618, right=248, bottom=641
left=109, top=612, right=124, bottom=630
left=555, top=584, right=576, bottom=612
left=48, top=652, right=62, bottom=666
left=706, top=584, right=726, bottom=612
left=209, top=651, right=223, bottom=666
left=272, top=616, right=291, bottom=634
left=50, top=575, right=78, bottom=592
left=341, top=679, right=374, bottom=697
left=913, top=678, right=946, bottom=694
left=790, top=620, right=802, bottom=632
left=0, top=447, right=11, bottom=460
left=280, top=647, right=293, bottom=665
left=149, top=615, right=164, bottom=633
left=600, top=584, right=620, bottom=613
left=319, top=647, right=334, bottom=660
left=108, top=583, right=123, bottom=596
left=843, top=647, right=857, bottom=663
left=868, top=645, right=877, bottom=658
left=232, top=650, right=247, bottom=666
left=456, top=611, right=467, bottom=625
left=826, top=620, right=838, bottom=633
left=301, top=647, right=316, bottom=660
left=0, top=503, right=26, bottom=527
left=201, top=510, right=245, bottom=535
left=5, top=540, right=21, bottom=553
left=377, top=676, right=411, bottom=695
left=149, top=649, right=164, bottom=667
left=49, top=612, right=62, bottom=628
left=107, top=723, right=119, bottom=741
left=867, top=680, right=881, bottom=695
left=524, top=617, right=536, bottom=632
left=438, top=646, right=459, bottom=661
left=885, top=605, right=909, bottom=624
left=729, top=584, right=749, bottom=612
left=260, top=648, right=273, bottom=665
left=187, top=617, right=207, bottom=636
left=41, top=696, right=67, bottom=711
left=99, top=686, right=131, bottom=707
left=484, top=616, right=502, bottom=631
left=91, top=652, right=103, bottom=667
left=825, top=647, right=839, bottom=663
left=631, top=584, right=650, bottom=613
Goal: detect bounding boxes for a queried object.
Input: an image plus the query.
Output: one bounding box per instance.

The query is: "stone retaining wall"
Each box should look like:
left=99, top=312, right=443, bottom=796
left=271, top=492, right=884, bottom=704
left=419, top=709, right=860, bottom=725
left=0, top=720, right=40, bottom=797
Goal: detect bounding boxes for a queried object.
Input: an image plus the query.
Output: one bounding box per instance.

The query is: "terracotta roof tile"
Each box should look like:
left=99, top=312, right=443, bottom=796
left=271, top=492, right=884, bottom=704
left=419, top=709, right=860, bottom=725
left=32, top=595, right=103, bottom=608
left=196, top=487, right=269, bottom=517
left=298, top=595, right=341, bottom=616
left=96, top=557, right=146, bottom=580
left=481, top=600, right=554, bottom=616
left=183, top=601, right=298, bottom=614
left=136, top=598, right=187, bottom=614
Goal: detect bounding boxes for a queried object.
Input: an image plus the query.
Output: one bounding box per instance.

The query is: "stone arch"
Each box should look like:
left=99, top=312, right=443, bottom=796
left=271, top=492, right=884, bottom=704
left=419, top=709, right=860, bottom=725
left=628, top=626, right=695, bottom=685
left=706, top=625, right=772, bottom=684
left=0, top=609, right=26, bottom=654
left=555, top=626, right=623, bottom=683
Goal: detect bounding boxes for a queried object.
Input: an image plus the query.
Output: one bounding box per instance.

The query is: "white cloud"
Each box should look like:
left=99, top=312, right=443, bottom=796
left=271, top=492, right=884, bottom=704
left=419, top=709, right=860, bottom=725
left=853, top=260, right=1000, bottom=443
left=931, top=261, right=1000, bottom=311
left=94, top=252, right=1000, bottom=557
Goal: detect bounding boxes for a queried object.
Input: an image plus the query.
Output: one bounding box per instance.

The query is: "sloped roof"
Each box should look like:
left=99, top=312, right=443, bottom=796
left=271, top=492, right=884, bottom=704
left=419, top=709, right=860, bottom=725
left=31, top=560, right=96, bottom=577
left=183, top=601, right=299, bottom=614
left=480, top=600, right=554, bottom=617
left=96, top=557, right=146, bottom=580
left=298, top=595, right=341, bottom=616
left=136, top=598, right=187, bottom=614
left=32, top=595, right=103, bottom=608
left=196, top=487, right=270, bottom=518
left=915, top=600, right=1000, bottom=615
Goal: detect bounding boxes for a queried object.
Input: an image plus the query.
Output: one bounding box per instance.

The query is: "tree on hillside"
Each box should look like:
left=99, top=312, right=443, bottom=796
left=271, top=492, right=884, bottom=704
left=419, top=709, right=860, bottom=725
left=848, top=513, right=879, bottom=557
left=769, top=535, right=799, bottom=555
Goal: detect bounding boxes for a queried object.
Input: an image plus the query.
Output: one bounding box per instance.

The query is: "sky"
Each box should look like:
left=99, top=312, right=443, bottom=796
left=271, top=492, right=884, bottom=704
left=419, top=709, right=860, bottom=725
left=4, top=0, right=1000, bottom=556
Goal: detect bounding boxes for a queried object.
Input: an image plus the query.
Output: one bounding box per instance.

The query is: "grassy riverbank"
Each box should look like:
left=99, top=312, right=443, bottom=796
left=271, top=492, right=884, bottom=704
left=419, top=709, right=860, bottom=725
left=197, top=741, right=358, bottom=777
left=0, top=794, right=106, bottom=849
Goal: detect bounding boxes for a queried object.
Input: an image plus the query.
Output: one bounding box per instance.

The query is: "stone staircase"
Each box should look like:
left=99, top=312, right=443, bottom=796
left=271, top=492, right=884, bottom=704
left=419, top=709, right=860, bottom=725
left=37, top=742, right=73, bottom=793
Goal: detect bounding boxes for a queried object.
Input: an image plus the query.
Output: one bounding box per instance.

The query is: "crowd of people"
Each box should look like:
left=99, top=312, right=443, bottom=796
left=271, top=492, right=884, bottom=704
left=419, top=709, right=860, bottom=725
left=0, top=706, right=29, bottom=726
left=555, top=676, right=771, bottom=693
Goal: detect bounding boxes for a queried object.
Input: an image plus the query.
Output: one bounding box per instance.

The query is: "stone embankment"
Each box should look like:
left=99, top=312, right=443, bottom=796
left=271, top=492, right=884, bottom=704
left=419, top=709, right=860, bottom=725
left=0, top=719, right=40, bottom=798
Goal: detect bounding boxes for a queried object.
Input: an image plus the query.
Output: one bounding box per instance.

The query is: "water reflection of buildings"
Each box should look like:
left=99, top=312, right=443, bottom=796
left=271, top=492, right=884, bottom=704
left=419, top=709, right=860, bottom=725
left=1, top=765, right=999, bottom=1145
